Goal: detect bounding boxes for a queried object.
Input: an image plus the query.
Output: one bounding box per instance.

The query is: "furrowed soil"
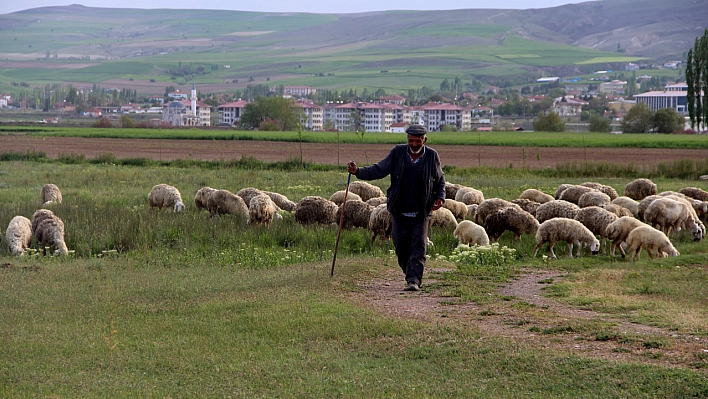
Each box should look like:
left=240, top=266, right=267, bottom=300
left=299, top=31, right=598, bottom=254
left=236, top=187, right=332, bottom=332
left=2, top=135, right=707, bottom=169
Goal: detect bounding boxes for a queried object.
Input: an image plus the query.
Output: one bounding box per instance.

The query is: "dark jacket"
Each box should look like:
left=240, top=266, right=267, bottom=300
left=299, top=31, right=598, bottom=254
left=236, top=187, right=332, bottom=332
left=355, top=144, right=445, bottom=216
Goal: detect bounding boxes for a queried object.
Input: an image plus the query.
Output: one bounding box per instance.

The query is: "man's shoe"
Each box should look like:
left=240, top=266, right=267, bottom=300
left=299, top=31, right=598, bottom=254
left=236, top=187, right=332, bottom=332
left=404, top=282, right=420, bottom=292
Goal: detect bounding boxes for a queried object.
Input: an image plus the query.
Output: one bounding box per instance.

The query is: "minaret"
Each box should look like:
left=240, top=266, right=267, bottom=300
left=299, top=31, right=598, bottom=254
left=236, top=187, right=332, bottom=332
left=190, top=83, right=197, bottom=118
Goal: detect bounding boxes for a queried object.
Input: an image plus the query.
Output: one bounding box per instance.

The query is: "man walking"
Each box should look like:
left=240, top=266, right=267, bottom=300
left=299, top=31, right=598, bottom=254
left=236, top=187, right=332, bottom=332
left=347, top=124, right=445, bottom=291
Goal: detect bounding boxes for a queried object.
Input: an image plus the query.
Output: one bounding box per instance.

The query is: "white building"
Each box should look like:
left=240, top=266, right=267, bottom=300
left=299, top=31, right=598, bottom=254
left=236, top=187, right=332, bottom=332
left=217, top=100, right=249, bottom=126
left=296, top=100, right=323, bottom=131
left=162, top=84, right=210, bottom=126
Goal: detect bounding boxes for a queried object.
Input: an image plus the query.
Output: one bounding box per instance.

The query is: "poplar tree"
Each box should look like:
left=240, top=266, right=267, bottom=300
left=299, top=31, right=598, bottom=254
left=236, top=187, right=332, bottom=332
left=686, top=29, right=708, bottom=130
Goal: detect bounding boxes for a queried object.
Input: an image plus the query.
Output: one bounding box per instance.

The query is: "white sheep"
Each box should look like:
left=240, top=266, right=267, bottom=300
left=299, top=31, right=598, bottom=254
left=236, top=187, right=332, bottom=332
left=554, top=183, right=574, bottom=200
left=442, top=198, right=468, bottom=220
left=335, top=199, right=374, bottom=230
left=31, top=209, right=55, bottom=234
left=484, top=207, right=539, bottom=242
left=295, top=196, right=339, bottom=225
left=365, top=196, right=387, bottom=207
left=329, top=190, right=362, bottom=206
left=624, top=178, right=657, bottom=200
left=445, top=182, right=465, bottom=199
left=40, top=183, right=62, bottom=206
left=535, top=200, right=580, bottom=223
left=263, top=191, right=297, bottom=212
left=474, top=198, right=520, bottom=225
left=558, top=185, right=595, bottom=204
left=625, top=225, right=679, bottom=261
left=578, top=191, right=611, bottom=208
left=429, top=207, right=458, bottom=229
left=453, top=220, right=490, bottom=247
left=194, top=186, right=217, bottom=211
left=519, top=188, right=553, bottom=204
left=248, top=193, right=277, bottom=226
left=465, top=204, right=478, bottom=221
left=581, top=182, right=619, bottom=200
left=236, top=187, right=264, bottom=208
left=533, top=218, right=600, bottom=259
left=602, top=203, right=634, bottom=218
left=6, top=216, right=32, bottom=256
left=643, top=197, right=702, bottom=240
left=148, top=184, right=185, bottom=212
left=611, top=196, right=639, bottom=218
left=34, top=214, right=68, bottom=256
left=206, top=189, right=249, bottom=219
left=348, top=181, right=385, bottom=202
left=605, top=216, right=646, bottom=257
left=574, top=206, right=618, bottom=254
left=637, top=195, right=662, bottom=221
left=454, top=186, right=485, bottom=205
left=369, top=203, right=393, bottom=245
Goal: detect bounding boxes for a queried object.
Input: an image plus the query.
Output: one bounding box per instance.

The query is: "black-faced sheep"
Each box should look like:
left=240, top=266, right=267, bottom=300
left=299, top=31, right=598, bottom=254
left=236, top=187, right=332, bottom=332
left=611, top=196, right=639, bottom=218
left=369, top=203, right=393, bottom=245
left=534, top=200, right=580, bottom=223
left=194, top=186, right=217, bottom=211
left=605, top=216, right=646, bottom=257
left=624, top=178, right=657, bottom=200
left=625, top=225, right=679, bottom=261
left=336, top=200, right=374, bottom=230
left=443, top=199, right=468, bottom=220
left=453, top=220, right=490, bottom=247
left=148, top=184, right=185, bottom=212
left=34, top=214, right=68, bottom=256
left=295, top=196, right=338, bottom=225
left=6, top=216, right=32, bottom=256
left=236, top=187, right=264, bottom=209
left=558, top=185, right=595, bottom=204
left=519, top=188, right=553, bottom=204
left=329, top=190, right=362, bottom=206
left=533, top=218, right=600, bottom=259
left=455, top=186, right=485, bottom=205
left=578, top=191, right=611, bottom=208
left=41, top=183, right=62, bottom=206
left=644, top=197, right=702, bottom=240
left=248, top=193, right=278, bottom=226
left=474, top=198, right=520, bottom=225
left=348, top=181, right=385, bottom=202
left=206, top=189, right=249, bottom=219
left=263, top=191, right=297, bottom=212
left=511, top=198, right=541, bottom=218
left=484, top=207, right=539, bottom=242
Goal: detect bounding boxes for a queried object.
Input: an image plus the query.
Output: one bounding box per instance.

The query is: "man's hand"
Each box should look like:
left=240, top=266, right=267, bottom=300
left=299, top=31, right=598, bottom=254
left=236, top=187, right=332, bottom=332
left=347, top=161, right=358, bottom=175
left=432, top=198, right=444, bottom=211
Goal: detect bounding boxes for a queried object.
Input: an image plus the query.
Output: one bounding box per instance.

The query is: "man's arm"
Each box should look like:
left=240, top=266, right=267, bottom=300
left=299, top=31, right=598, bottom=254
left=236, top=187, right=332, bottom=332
left=349, top=147, right=397, bottom=181
left=431, top=152, right=446, bottom=210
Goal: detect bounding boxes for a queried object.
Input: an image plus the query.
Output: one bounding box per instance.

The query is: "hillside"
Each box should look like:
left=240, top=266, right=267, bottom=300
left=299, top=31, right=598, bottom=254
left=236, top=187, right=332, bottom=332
left=0, top=0, right=704, bottom=94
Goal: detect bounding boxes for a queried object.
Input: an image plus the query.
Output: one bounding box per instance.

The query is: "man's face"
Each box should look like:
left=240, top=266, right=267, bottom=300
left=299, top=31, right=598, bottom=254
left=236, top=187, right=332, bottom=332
left=407, top=134, right=427, bottom=154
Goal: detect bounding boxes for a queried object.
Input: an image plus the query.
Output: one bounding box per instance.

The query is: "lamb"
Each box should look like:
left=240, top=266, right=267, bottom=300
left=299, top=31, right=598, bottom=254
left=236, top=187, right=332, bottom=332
left=554, top=184, right=574, bottom=200
left=558, top=185, right=595, bottom=204
left=484, top=207, right=539, bottom=242
left=519, top=188, right=553, bottom=204
left=295, top=196, right=339, bottom=225
left=578, top=191, right=611, bottom=208
left=445, top=182, right=465, bottom=199
left=624, top=178, right=657, bottom=200
left=612, top=196, right=639, bottom=218
left=680, top=187, right=708, bottom=202
left=329, top=190, right=362, bottom=206
left=148, top=184, right=185, bottom=212
left=40, top=183, right=62, bottom=206
left=206, top=189, right=249, bottom=218
left=263, top=191, right=297, bottom=212
left=429, top=207, right=458, bottom=229
left=5, top=216, right=32, bottom=256
left=581, top=182, right=619, bottom=200
left=625, top=225, right=679, bottom=261
left=194, top=186, right=217, bottom=211
left=454, top=186, right=485, bottom=205
left=443, top=199, right=468, bottom=220
left=348, top=181, right=384, bottom=202
left=33, top=213, right=68, bottom=256
left=365, top=196, right=387, bottom=207
left=643, top=197, right=702, bottom=240
left=533, top=218, right=600, bottom=259
left=511, top=198, right=541, bottom=217
left=369, top=203, right=393, bottom=245
left=336, top=200, right=374, bottom=230
left=453, top=220, right=490, bottom=247
left=574, top=206, right=618, bottom=253
left=605, top=216, right=646, bottom=257
left=474, top=198, right=520, bottom=225
left=534, top=200, right=580, bottom=223
left=248, top=193, right=278, bottom=226
left=236, top=187, right=264, bottom=208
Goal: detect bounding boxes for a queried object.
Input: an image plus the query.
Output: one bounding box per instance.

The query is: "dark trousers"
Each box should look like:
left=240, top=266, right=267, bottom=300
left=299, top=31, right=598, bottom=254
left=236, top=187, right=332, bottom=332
left=391, top=214, right=429, bottom=286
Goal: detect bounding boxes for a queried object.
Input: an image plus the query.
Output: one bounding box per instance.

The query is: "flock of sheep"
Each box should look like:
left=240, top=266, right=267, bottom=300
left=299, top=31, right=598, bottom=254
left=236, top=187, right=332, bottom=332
left=5, top=177, right=708, bottom=262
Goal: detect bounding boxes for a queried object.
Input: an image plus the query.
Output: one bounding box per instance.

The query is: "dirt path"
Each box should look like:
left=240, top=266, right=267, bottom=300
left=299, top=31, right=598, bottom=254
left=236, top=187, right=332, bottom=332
left=2, top=135, right=708, bottom=169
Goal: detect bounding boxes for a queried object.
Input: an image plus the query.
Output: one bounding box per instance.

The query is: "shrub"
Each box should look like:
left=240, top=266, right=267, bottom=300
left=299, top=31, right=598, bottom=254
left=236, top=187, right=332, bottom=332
left=93, top=117, right=113, bottom=128
left=533, top=111, right=565, bottom=132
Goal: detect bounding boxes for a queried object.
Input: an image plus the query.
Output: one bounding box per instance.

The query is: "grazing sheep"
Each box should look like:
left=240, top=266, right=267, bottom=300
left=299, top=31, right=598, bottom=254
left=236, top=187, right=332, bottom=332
left=465, top=204, right=478, bottom=221
left=511, top=198, right=541, bottom=217
left=626, top=225, right=679, bottom=261
left=680, top=187, right=708, bottom=202
left=348, top=181, right=385, bottom=202
left=644, top=197, right=702, bottom=240
left=445, top=182, right=465, bottom=199
left=295, top=196, right=338, bottom=225
left=554, top=184, right=574, bottom=200
left=148, top=184, right=185, bottom=212
left=612, top=196, right=640, bottom=217
left=206, top=189, right=249, bottom=218
left=474, top=198, right=520, bottom=225
left=558, top=185, right=595, bottom=204
left=484, top=207, right=539, bottom=242
left=578, top=191, right=611, bottom=208
left=637, top=195, right=662, bottom=221
left=581, top=182, right=619, bottom=200
left=329, top=190, right=362, bottom=206
left=40, top=183, right=62, bottom=206
left=369, top=203, right=393, bottom=245
left=429, top=207, right=458, bottom=229
left=194, top=186, right=217, bottom=211
left=443, top=199, right=468, bottom=220
left=31, top=209, right=56, bottom=234
left=366, top=196, right=387, bottom=207
left=533, top=218, right=600, bottom=259
left=574, top=206, right=618, bottom=253
left=453, top=220, right=490, bottom=247
left=336, top=200, right=374, bottom=230
left=605, top=216, right=646, bottom=257
left=263, top=191, right=297, bottom=212
left=236, top=187, right=264, bottom=208
left=6, top=216, right=32, bottom=256
left=34, top=214, right=68, bottom=256
left=519, top=188, right=554, bottom=204
left=603, top=203, right=634, bottom=218
left=455, top=186, right=485, bottom=205
left=248, top=193, right=277, bottom=226
left=535, top=200, right=580, bottom=223
left=624, top=178, right=657, bottom=200
left=660, top=191, right=708, bottom=221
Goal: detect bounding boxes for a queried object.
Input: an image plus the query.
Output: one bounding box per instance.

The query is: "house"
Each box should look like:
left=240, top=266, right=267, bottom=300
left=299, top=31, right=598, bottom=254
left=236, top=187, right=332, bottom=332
left=379, top=95, right=406, bottom=105
left=552, top=96, right=588, bottom=116
left=217, top=100, right=249, bottom=126
left=389, top=122, right=408, bottom=133
left=167, top=91, right=188, bottom=100
left=82, top=108, right=102, bottom=117
left=600, top=80, right=627, bottom=94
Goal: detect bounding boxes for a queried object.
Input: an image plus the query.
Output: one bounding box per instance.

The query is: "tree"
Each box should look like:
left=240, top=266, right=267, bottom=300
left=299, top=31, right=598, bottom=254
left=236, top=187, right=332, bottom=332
left=588, top=114, right=612, bottom=133
left=686, top=28, right=708, bottom=130
left=653, top=107, right=684, bottom=133
left=533, top=111, right=565, bottom=132
left=239, top=96, right=298, bottom=130
left=620, top=102, right=654, bottom=133
left=120, top=115, right=135, bottom=128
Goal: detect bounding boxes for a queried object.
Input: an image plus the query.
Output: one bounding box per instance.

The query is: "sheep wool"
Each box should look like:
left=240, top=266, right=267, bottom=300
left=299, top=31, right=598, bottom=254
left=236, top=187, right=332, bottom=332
left=6, top=216, right=32, bottom=256
left=34, top=214, right=68, bottom=256
left=581, top=182, right=619, bottom=200
left=263, top=191, right=297, bottom=212
left=40, top=183, right=62, bottom=206
left=236, top=187, right=264, bottom=209
left=535, top=200, right=580, bottom=223
left=454, top=186, right=485, bottom=205
left=369, top=204, right=393, bottom=245
left=148, top=184, right=185, bottom=212
left=453, top=220, right=490, bottom=247
left=445, top=182, right=465, bottom=199
left=644, top=197, right=702, bottom=240
left=533, top=217, right=600, bottom=259
left=611, top=196, right=639, bottom=218
left=474, top=198, right=519, bottom=225
left=680, top=187, right=708, bottom=202
left=602, top=203, right=634, bottom=218
left=574, top=206, right=618, bottom=253
left=605, top=216, right=646, bottom=257
left=443, top=198, right=468, bottom=220
left=519, top=188, right=553, bottom=204
left=484, top=207, right=539, bottom=242
left=329, top=190, right=362, bottom=206
left=624, top=178, right=657, bottom=200
left=554, top=183, right=575, bottom=200
left=511, top=198, right=541, bottom=218
left=248, top=193, right=277, bottom=226
left=625, top=225, right=679, bottom=261
left=194, top=186, right=217, bottom=211
left=637, top=195, right=661, bottom=221
left=336, top=200, right=374, bottom=230
left=578, top=191, right=611, bottom=208
left=348, top=181, right=385, bottom=202
left=558, top=185, right=595, bottom=204
left=365, top=196, right=387, bottom=207
left=295, top=196, right=338, bottom=225
left=465, top=204, right=478, bottom=221
left=31, top=209, right=56, bottom=234
left=206, top=189, right=249, bottom=219
left=429, top=207, right=458, bottom=229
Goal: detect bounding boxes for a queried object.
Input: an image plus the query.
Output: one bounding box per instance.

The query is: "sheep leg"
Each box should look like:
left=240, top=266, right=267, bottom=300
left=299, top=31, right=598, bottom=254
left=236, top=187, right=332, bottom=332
left=533, top=242, right=545, bottom=257
left=547, top=242, right=557, bottom=259
left=574, top=240, right=582, bottom=258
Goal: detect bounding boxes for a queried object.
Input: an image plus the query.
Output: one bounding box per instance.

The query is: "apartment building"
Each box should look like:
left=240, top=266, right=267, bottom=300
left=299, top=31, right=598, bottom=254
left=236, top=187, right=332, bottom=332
left=296, top=100, right=323, bottom=131
left=217, top=100, right=249, bottom=125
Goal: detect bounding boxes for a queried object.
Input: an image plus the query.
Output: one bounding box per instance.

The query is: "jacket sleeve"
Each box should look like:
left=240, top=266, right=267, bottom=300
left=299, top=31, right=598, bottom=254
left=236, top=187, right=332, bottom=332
left=434, top=152, right=446, bottom=201
left=355, top=147, right=397, bottom=181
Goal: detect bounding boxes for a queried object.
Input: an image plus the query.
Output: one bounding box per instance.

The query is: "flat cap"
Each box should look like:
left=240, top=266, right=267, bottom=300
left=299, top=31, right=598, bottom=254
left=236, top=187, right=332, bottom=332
left=405, top=124, right=427, bottom=136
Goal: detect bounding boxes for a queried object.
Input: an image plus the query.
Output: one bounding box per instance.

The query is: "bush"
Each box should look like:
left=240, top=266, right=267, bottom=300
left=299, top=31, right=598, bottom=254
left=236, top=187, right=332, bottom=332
left=533, top=111, right=565, bottom=132
left=588, top=114, right=612, bottom=133
left=93, top=117, right=113, bottom=128
left=621, top=102, right=654, bottom=133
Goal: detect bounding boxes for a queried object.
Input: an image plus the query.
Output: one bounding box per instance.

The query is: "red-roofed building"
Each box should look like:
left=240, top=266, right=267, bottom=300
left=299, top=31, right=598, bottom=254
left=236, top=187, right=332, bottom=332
left=217, top=100, right=249, bottom=126
left=379, top=95, right=406, bottom=105
left=296, top=100, right=323, bottom=131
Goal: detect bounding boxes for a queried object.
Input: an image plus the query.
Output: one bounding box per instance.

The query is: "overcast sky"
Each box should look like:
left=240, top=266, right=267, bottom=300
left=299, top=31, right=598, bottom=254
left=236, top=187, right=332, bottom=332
left=0, top=0, right=593, bottom=16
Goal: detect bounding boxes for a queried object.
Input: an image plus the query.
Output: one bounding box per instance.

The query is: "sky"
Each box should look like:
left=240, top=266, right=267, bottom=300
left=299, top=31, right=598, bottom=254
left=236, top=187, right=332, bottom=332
left=0, top=0, right=593, bottom=16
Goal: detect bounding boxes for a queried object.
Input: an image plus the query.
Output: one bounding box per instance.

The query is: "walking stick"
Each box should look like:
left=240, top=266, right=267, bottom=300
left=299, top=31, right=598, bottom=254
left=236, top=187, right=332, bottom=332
left=331, top=172, right=352, bottom=276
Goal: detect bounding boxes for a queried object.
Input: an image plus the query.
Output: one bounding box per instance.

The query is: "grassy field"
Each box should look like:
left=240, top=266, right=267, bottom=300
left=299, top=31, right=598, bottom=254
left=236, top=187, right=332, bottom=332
left=2, top=158, right=708, bottom=396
